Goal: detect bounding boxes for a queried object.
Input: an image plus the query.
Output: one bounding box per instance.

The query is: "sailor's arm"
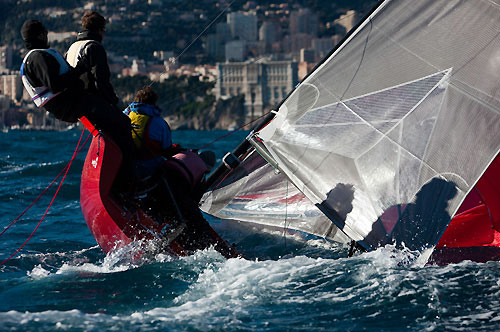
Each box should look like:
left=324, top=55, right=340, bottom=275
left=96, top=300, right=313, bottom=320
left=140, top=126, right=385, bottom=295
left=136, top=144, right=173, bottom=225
left=87, top=43, right=119, bottom=105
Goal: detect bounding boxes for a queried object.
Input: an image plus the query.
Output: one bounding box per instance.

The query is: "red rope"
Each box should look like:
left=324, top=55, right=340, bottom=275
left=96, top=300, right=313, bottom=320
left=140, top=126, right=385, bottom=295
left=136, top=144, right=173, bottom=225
left=0, top=131, right=91, bottom=238
left=198, top=110, right=271, bottom=150
left=0, top=129, right=88, bottom=266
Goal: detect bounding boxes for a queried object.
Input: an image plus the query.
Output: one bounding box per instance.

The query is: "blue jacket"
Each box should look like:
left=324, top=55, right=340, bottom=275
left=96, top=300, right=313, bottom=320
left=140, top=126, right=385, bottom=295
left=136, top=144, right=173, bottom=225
left=124, top=102, right=172, bottom=149
left=124, top=102, right=172, bottom=177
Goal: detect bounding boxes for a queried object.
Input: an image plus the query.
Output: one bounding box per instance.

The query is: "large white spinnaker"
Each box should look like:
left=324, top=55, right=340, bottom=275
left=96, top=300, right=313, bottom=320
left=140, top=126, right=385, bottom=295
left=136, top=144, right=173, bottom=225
left=251, top=0, right=500, bottom=252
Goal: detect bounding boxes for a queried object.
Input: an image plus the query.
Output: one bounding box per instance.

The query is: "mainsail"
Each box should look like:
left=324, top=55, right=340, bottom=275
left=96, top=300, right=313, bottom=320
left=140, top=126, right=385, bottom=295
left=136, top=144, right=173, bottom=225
left=203, top=0, right=500, bottom=253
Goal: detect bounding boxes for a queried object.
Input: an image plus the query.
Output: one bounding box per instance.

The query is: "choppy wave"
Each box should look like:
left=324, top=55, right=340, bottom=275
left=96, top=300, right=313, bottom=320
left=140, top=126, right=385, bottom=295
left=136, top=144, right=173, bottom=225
left=2, top=130, right=500, bottom=331
left=2, top=247, right=500, bottom=331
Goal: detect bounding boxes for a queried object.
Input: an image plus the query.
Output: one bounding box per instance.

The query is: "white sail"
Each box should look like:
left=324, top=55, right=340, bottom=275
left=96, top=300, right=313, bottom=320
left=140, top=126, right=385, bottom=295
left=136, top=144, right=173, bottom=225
left=202, top=149, right=350, bottom=243
left=250, top=0, right=500, bottom=251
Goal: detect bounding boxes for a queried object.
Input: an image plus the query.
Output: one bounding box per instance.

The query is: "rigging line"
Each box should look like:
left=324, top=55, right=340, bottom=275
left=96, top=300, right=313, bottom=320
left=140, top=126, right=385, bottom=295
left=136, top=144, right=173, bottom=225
left=197, top=110, right=271, bottom=150
left=340, top=18, right=373, bottom=101
left=141, top=6, right=369, bottom=122
left=0, top=131, right=92, bottom=238
left=149, top=0, right=238, bottom=88
left=174, top=0, right=238, bottom=64
left=283, top=179, right=289, bottom=249
left=169, top=1, right=355, bottom=78
left=0, top=129, right=85, bottom=267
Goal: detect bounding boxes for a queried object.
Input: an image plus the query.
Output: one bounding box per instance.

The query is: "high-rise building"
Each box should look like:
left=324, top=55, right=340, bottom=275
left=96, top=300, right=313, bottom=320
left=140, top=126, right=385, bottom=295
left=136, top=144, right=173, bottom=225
left=0, top=45, right=13, bottom=73
left=289, top=8, right=318, bottom=36
left=0, top=72, right=22, bottom=103
left=215, top=60, right=298, bottom=121
left=259, top=21, right=282, bottom=53
left=225, top=40, right=246, bottom=62
left=282, top=33, right=313, bottom=54
left=206, top=34, right=219, bottom=58
left=259, top=21, right=281, bottom=44
left=300, top=48, right=316, bottom=63
left=227, top=11, right=258, bottom=42
left=206, top=22, right=233, bottom=59
left=216, top=22, right=232, bottom=42
left=311, top=37, right=335, bottom=59
left=216, top=22, right=232, bottom=58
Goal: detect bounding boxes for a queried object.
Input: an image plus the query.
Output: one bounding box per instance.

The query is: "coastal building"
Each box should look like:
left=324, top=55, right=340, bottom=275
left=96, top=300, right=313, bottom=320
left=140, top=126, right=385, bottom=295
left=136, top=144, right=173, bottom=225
left=215, top=60, right=298, bottom=121
left=0, top=95, right=8, bottom=128
left=225, top=40, right=246, bottom=62
left=289, top=8, right=318, bottom=36
left=334, top=10, right=358, bottom=34
left=311, top=37, right=335, bottom=60
left=0, top=72, right=23, bottom=104
left=0, top=45, right=13, bottom=73
left=282, top=33, right=313, bottom=54
left=227, top=11, right=258, bottom=42
left=206, top=22, right=233, bottom=59
left=47, top=32, right=75, bottom=43
left=259, top=21, right=282, bottom=53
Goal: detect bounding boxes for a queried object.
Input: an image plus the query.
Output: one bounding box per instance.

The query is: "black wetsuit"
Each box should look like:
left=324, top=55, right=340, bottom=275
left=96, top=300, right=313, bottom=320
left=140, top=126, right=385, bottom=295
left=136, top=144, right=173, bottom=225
left=22, top=41, right=135, bottom=189
left=69, top=29, right=119, bottom=106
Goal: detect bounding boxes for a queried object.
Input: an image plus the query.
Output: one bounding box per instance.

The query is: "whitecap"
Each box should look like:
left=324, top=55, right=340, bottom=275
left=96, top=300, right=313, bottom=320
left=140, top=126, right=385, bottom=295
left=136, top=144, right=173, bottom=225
left=27, top=264, right=51, bottom=279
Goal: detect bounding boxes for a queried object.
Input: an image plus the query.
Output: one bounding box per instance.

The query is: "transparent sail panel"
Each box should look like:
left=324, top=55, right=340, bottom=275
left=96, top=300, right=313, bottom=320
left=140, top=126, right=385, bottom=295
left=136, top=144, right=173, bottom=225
left=257, top=0, right=500, bottom=251
left=201, top=150, right=350, bottom=243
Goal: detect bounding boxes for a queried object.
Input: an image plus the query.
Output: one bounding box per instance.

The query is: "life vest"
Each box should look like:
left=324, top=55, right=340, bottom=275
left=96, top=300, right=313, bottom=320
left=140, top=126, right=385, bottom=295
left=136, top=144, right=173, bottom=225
left=20, top=49, right=70, bottom=107
left=124, top=109, right=163, bottom=159
left=124, top=105, right=206, bottom=189
left=66, top=40, right=97, bottom=68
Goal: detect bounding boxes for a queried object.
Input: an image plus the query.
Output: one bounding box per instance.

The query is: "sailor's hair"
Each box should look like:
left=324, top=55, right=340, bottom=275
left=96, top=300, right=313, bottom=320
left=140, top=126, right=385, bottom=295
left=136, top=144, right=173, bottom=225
left=82, top=11, right=106, bottom=31
left=21, top=19, right=47, bottom=42
left=134, top=86, right=158, bottom=105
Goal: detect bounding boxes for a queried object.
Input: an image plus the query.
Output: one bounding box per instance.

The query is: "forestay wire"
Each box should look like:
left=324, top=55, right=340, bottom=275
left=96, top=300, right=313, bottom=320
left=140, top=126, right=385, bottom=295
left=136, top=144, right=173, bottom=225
left=149, top=0, right=238, bottom=88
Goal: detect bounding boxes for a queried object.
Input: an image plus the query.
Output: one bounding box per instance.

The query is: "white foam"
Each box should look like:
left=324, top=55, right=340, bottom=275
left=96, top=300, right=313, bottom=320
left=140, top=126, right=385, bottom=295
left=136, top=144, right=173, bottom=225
left=131, top=255, right=338, bottom=323
left=0, top=309, right=109, bottom=330
left=27, top=265, right=51, bottom=278
left=56, top=261, right=131, bottom=274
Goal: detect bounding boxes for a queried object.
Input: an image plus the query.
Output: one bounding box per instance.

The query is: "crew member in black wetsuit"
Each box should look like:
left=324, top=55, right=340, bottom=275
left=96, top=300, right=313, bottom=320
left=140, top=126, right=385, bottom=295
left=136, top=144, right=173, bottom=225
left=20, top=19, right=135, bottom=192
left=66, top=11, right=119, bottom=107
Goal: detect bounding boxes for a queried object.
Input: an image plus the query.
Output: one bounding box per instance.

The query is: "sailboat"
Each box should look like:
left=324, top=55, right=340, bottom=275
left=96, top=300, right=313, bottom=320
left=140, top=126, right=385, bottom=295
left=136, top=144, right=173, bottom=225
left=201, top=0, right=500, bottom=265
left=79, top=117, right=237, bottom=258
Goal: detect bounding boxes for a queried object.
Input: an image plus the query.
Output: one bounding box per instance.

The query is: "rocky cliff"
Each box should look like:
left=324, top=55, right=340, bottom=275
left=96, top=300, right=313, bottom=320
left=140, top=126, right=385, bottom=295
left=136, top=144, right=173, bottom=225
left=165, top=95, right=246, bottom=130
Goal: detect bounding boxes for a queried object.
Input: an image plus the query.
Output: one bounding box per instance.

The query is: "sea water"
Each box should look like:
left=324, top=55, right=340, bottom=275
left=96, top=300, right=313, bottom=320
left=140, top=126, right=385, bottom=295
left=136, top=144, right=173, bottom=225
left=1, top=129, right=499, bottom=331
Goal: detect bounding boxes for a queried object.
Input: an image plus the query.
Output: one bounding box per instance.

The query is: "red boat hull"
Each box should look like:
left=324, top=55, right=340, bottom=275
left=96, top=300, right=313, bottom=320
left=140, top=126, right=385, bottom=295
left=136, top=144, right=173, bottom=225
left=430, top=155, right=500, bottom=264
left=80, top=133, right=187, bottom=255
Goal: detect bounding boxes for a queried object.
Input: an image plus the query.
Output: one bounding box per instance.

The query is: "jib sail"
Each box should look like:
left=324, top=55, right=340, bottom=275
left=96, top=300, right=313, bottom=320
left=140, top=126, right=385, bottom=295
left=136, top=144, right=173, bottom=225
left=202, top=147, right=350, bottom=243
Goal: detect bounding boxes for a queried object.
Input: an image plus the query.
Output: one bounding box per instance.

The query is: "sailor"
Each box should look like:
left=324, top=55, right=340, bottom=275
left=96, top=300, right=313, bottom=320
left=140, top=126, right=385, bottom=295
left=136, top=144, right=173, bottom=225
left=123, top=86, right=209, bottom=196
left=124, top=86, right=238, bottom=258
left=20, top=19, right=135, bottom=192
left=66, top=11, right=119, bottom=107
left=123, top=86, right=175, bottom=178
left=20, top=20, right=87, bottom=123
